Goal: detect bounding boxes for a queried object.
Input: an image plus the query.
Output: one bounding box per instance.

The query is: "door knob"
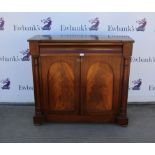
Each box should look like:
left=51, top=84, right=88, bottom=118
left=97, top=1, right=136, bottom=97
left=80, top=53, right=84, bottom=57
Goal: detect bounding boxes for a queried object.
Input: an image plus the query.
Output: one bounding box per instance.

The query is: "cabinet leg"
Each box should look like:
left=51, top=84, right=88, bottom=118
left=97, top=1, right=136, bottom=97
left=33, top=115, right=44, bottom=125
left=116, top=115, right=128, bottom=127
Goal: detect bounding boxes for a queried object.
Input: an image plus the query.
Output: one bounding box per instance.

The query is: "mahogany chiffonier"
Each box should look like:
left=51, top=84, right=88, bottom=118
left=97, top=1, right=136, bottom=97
left=28, top=35, right=134, bottom=126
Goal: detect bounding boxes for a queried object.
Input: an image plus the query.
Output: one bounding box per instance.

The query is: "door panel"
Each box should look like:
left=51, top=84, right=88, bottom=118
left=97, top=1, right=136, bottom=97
left=82, top=53, right=122, bottom=114
left=40, top=54, right=80, bottom=114
left=86, top=62, right=113, bottom=111
left=48, top=62, right=75, bottom=111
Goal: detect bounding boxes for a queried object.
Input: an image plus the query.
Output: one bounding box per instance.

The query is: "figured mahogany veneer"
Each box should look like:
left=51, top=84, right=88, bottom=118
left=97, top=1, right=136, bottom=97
left=28, top=35, right=134, bottom=126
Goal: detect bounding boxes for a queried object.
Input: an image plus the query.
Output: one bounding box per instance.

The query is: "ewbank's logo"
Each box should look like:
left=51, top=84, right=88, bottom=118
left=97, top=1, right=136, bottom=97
left=131, top=56, right=155, bottom=63
left=20, top=49, right=30, bottom=61
left=0, top=78, right=33, bottom=91
left=0, top=17, right=4, bottom=30
left=60, top=17, right=100, bottom=32
left=0, top=49, right=30, bottom=62
left=13, top=17, right=52, bottom=31
left=89, top=17, right=100, bottom=31
left=107, top=18, right=147, bottom=32
left=41, top=17, right=52, bottom=30
left=130, top=79, right=142, bottom=90
left=0, top=78, right=11, bottom=90
left=136, top=18, right=147, bottom=31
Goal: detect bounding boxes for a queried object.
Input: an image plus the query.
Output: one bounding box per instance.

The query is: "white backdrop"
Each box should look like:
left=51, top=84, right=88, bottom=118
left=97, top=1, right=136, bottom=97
left=0, top=12, right=155, bottom=103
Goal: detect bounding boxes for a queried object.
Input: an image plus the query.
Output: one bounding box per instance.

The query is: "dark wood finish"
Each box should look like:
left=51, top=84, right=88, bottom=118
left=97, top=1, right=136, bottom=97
left=82, top=53, right=122, bottom=115
left=40, top=54, right=80, bottom=114
left=28, top=35, right=134, bottom=126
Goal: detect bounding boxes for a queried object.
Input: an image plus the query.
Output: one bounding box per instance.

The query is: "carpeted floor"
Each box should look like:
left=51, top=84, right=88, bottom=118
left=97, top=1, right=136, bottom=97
left=0, top=104, right=155, bottom=143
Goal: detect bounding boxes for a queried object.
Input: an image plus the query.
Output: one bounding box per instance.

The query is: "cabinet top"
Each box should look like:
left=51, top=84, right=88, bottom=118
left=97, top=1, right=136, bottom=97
left=28, top=35, right=134, bottom=43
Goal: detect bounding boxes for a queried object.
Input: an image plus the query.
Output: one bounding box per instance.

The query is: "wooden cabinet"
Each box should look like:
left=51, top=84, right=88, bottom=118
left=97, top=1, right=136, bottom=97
left=28, top=35, right=134, bottom=126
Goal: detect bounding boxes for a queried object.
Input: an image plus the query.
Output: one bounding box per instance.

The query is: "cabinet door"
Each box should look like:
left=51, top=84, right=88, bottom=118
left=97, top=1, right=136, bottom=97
left=82, top=53, right=122, bottom=115
left=40, top=54, right=80, bottom=114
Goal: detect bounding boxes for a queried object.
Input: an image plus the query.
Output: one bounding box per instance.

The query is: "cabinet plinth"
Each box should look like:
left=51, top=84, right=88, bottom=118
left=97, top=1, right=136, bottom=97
left=28, top=35, right=134, bottom=126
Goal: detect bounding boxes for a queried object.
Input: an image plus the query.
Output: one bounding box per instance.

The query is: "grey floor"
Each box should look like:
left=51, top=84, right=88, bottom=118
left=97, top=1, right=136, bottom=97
left=0, top=104, right=155, bottom=143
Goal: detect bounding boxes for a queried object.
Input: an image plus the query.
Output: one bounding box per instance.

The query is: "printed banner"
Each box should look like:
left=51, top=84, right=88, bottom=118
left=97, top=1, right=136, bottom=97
left=0, top=12, right=155, bottom=103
